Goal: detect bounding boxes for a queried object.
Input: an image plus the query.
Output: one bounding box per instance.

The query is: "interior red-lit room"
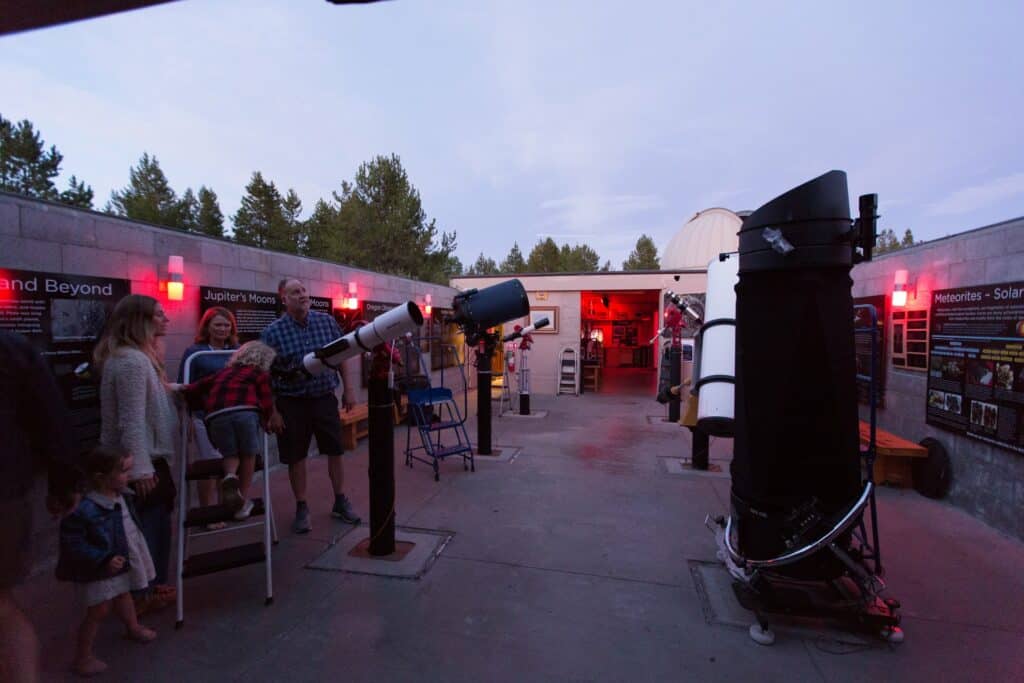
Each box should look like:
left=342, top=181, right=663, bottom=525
left=580, top=290, right=661, bottom=394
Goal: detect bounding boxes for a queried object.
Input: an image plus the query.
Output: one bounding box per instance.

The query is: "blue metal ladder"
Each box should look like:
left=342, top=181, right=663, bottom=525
left=403, top=341, right=475, bottom=481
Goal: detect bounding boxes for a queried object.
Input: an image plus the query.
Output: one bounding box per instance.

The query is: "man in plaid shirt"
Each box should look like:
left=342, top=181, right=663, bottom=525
left=261, top=278, right=361, bottom=533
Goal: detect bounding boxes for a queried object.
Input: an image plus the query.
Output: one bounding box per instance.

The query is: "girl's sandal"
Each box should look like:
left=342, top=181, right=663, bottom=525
left=125, top=625, right=157, bottom=643
left=73, top=657, right=108, bottom=677
left=206, top=522, right=228, bottom=531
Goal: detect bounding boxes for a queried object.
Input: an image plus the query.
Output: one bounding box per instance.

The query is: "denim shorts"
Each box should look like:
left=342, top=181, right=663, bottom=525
left=206, top=409, right=262, bottom=458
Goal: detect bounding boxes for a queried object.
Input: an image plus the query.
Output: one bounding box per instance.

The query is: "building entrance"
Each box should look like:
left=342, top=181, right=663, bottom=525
left=580, top=290, right=660, bottom=395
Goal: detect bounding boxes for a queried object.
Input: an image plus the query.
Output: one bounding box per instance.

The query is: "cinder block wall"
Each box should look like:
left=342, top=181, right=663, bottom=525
left=1, top=192, right=461, bottom=573
left=851, top=217, right=1024, bottom=540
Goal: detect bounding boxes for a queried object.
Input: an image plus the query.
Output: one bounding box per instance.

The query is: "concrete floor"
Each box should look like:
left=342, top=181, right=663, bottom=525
left=15, top=388, right=1024, bottom=682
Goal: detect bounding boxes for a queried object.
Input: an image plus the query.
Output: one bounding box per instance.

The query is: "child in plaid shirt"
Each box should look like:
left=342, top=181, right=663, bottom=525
left=178, top=341, right=278, bottom=520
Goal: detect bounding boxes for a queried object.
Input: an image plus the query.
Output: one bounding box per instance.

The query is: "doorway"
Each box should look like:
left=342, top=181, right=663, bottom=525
left=580, top=290, right=661, bottom=395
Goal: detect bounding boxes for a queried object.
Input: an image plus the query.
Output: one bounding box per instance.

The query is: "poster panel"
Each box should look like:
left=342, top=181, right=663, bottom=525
left=200, top=285, right=331, bottom=341
left=926, top=281, right=1024, bottom=454
left=0, top=268, right=130, bottom=453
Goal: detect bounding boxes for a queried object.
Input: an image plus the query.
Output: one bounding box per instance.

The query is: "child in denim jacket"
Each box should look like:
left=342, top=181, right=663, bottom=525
left=57, top=446, right=156, bottom=676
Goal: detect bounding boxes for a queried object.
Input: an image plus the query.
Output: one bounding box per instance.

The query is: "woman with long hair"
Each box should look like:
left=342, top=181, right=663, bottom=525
left=176, top=307, right=240, bottom=522
left=94, top=294, right=178, bottom=612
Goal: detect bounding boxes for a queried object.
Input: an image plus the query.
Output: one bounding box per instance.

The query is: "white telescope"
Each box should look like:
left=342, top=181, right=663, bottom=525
left=501, top=317, right=549, bottom=342
left=303, top=301, right=424, bottom=375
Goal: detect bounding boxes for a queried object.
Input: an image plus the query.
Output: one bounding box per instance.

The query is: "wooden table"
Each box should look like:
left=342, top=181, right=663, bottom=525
left=859, top=420, right=927, bottom=487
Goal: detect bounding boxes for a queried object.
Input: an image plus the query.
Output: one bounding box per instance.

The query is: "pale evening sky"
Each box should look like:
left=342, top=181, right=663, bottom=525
left=2, top=0, right=1022, bottom=269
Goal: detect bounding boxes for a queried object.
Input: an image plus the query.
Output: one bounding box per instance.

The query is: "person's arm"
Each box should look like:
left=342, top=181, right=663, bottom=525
left=110, top=354, right=156, bottom=481
left=19, top=340, right=81, bottom=511
left=59, top=512, right=113, bottom=575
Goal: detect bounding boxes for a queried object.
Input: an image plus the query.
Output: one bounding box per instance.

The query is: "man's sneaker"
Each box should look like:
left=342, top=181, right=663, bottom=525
left=233, top=499, right=255, bottom=521
left=331, top=495, right=361, bottom=524
left=292, top=504, right=312, bottom=534
left=220, top=475, right=243, bottom=511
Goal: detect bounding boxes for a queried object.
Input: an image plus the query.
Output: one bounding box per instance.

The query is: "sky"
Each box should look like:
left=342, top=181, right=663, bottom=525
left=2, top=0, right=1023, bottom=269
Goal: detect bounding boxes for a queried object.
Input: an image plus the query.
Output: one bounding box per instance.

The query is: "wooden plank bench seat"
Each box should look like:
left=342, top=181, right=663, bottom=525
left=859, top=420, right=927, bottom=488
left=339, top=403, right=370, bottom=451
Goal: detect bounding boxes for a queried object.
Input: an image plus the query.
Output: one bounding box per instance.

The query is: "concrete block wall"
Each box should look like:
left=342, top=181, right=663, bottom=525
left=851, top=217, right=1024, bottom=540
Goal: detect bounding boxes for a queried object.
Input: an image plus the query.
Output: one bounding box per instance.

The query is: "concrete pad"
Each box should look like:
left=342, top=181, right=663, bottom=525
left=660, top=456, right=730, bottom=478
left=307, top=525, right=453, bottom=579
left=472, top=445, right=521, bottom=463
left=499, top=409, right=549, bottom=418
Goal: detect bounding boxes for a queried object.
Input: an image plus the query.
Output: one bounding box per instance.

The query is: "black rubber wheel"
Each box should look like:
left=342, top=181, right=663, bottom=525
left=914, top=437, right=952, bottom=499
left=265, top=597, right=274, bottom=606
left=175, top=620, right=183, bottom=630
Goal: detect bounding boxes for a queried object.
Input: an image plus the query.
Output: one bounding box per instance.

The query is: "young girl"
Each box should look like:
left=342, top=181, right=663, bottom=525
left=56, top=447, right=157, bottom=677
left=179, top=341, right=278, bottom=520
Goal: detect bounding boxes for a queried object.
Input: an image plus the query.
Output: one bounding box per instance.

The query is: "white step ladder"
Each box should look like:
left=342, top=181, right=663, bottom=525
left=175, top=351, right=278, bottom=629
left=557, top=346, right=579, bottom=396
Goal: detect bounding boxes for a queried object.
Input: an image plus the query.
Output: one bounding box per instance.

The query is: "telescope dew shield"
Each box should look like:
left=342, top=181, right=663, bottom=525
left=451, top=279, right=530, bottom=332
left=696, top=253, right=738, bottom=437
left=731, top=170, right=862, bottom=574
left=303, top=301, right=424, bottom=375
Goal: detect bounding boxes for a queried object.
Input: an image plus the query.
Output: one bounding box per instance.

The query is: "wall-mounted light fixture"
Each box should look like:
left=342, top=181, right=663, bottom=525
left=344, top=281, right=359, bottom=310
left=424, top=293, right=432, bottom=316
left=166, top=255, right=184, bottom=301
left=892, top=269, right=914, bottom=308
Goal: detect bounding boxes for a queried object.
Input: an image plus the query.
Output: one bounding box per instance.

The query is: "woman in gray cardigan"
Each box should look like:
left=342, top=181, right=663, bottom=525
left=94, top=294, right=178, bottom=610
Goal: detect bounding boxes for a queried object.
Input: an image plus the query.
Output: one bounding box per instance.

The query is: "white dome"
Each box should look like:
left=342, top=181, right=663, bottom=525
left=662, top=208, right=742, bottom=270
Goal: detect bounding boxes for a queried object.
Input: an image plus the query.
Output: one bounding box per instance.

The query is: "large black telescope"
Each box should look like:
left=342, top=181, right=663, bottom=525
left=731, top=170, right=870, bottom=576
left=449, top=279, right=530, bottom=345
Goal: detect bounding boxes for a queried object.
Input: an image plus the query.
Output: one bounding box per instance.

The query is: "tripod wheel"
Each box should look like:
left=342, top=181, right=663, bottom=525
left=880, top=626, right=904, bottom=644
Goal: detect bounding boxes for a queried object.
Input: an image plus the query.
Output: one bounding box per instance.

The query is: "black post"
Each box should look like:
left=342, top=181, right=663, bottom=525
left=668, top=345, right=682, bottom=422
left=518, top=348, right=530, bottom=415
left=691, top=425, right=709, bottom=471
left=476, top=336, right=495, bottom=455
left=367, top=350, right=395, bottom=555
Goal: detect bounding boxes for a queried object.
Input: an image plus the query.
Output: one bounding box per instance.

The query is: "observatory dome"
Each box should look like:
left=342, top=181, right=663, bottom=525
left=661, top=207, right=743, bottom=270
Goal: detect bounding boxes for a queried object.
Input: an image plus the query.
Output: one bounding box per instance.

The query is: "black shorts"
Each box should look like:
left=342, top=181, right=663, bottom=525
left=0, top=496, right=32, bottom=589
left=275, top=394, right=344, bottom=465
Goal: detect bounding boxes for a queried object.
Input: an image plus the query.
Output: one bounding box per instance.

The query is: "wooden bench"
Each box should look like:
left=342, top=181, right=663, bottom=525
left=859, top=421, right=927, bottom=488
left=339, top=403, right=370, bottom=451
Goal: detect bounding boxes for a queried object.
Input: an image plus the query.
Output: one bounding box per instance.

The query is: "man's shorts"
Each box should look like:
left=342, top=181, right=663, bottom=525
left=0, top=496, right=32, bottom=589
left=207, top=409, right=262, bottom=458
left=275, top=394, right=344, bottom=465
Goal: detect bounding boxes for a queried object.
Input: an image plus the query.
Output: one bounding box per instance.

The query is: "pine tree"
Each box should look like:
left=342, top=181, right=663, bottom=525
left=622, top=234, right=660, bottom=270
left=500, top=242, right=527, bottom=273
left=468, top=253, right=499, bottom=275
left=178, top=188, right=199, bottom=232
left=301, top=198, right=343, bottom=260
left=600, top=260, right=612, bottom=272
left=561, top=243, right=601, bottom=272
left=108, top=153, right=183, bottom=227
left=232, top=172, right=291, bottom=251
left=526, top=237, right=561, bottom=273
left=0, top=116, right=63, bottom=199
left=196, top=186, right=225, bottom=238
left=900, top=228, right=916, bottom=248
left=875, top=228, right=900, bottom=255
left=59, top=175, right=94, bottom=209
left=333, top=154, right=457, bottom=283
left=282, top=188, right=303, bottom=252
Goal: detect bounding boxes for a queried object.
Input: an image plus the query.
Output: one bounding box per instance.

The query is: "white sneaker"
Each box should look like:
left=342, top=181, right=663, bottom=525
left=233, top=499, right=255, bottom=520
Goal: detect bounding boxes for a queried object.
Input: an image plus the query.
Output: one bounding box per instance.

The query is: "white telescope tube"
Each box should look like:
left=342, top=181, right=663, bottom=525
left=502, top=317, right=549, bottom=342
left=303, top=301, right=424, bottom=375
left=696, top=253, right=738, bottom=436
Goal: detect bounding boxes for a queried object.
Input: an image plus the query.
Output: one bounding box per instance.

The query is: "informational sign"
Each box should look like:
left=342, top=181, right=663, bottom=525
left=854, top=295, right=887, bottom=407
left=200, top=285, right=331, bottom=341
left=0, top=268, right=130, bottom=453
left=927, top=281, right=1024, bottom=454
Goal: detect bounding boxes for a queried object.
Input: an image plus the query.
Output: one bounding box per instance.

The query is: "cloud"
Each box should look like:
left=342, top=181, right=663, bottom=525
left=539, top=194, right=664, bottom=230
left=928, top=173, right=1024, bottom=216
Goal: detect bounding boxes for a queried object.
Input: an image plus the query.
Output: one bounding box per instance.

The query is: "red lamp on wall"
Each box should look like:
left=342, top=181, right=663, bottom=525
left=166, top=255, right=184, bottom=301
left=344, top=281, right=359, bottom=310
left=892, top=269, right=911, bottom=308
left=424, top=293, right=432, bottom=316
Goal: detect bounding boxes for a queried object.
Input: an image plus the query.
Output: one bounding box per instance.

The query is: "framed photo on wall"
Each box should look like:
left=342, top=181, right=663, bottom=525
left=529, top=306, right=558, bottom=333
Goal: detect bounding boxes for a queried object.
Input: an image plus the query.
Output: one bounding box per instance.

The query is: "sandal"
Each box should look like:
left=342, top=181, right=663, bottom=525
left=206, top=522, right=228, bottom=531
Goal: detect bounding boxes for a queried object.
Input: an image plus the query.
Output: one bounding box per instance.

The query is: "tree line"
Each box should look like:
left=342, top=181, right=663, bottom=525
left=465, top=233, right=661, bottom=275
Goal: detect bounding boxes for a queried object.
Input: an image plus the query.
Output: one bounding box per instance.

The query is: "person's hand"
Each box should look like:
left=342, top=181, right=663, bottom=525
left=107, top=555, right=126, bottom=574
left=166, top=383, right=185, bottom=392
left=267, top=411, right=285, bottom=434
left=133, top=474, right=158, bottom=500
left=46, top=492, right=80, bottom=517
